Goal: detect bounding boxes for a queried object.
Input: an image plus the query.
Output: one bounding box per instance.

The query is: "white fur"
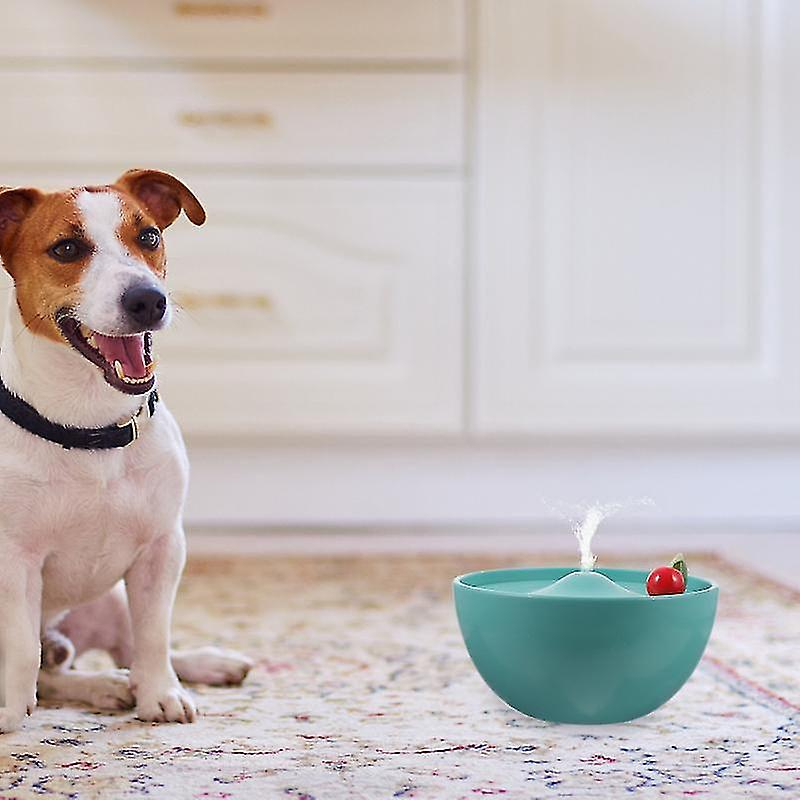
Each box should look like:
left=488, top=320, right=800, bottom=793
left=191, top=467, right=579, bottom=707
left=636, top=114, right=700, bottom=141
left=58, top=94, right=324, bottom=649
left=75, top=191, right=171, bottom=335
left=0, top=193, right=217, bottom=731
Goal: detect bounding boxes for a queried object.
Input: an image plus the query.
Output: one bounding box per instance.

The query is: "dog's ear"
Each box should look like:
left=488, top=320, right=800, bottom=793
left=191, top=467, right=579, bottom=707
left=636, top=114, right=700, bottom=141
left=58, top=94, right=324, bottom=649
left=0, top=187, right=43, bottom=259
left=114, top=169, right=206, bottom=229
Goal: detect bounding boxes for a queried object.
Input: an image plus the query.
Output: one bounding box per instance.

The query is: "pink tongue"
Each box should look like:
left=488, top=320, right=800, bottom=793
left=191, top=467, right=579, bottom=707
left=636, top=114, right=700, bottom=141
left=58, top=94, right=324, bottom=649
left=93, top=333, right=147, bottom=379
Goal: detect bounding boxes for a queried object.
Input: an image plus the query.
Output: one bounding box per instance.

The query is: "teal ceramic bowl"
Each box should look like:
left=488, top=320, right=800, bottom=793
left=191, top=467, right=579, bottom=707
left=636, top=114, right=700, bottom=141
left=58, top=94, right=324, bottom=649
left=453, top=567, right=718, bottom=724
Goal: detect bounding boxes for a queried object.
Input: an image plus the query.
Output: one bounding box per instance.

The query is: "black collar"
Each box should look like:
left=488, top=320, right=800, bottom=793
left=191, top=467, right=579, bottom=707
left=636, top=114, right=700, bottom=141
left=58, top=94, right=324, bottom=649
left=0, top=374, right=158, bottom=450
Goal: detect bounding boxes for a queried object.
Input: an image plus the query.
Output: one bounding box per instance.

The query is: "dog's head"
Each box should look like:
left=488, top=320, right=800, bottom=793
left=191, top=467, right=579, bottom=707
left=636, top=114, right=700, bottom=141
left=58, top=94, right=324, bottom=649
left=0, top=169, right=205, bottom=395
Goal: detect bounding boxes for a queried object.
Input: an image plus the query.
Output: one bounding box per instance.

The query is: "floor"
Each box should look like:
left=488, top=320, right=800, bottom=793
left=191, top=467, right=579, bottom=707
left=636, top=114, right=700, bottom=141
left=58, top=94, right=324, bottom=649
left=186, top=527, right=800, bottom=583
left=0, top=531, right=795, bottom=799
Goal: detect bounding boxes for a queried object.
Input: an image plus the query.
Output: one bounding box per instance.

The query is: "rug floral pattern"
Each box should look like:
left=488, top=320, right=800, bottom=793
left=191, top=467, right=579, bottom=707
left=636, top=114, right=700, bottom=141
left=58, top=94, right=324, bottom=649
left=0, top=552, right=796, bottom=799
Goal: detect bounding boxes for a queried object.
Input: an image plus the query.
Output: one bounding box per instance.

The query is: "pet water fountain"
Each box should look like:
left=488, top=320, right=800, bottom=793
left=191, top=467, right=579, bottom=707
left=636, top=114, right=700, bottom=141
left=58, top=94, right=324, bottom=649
left=453, top=504, right=719, bottom=724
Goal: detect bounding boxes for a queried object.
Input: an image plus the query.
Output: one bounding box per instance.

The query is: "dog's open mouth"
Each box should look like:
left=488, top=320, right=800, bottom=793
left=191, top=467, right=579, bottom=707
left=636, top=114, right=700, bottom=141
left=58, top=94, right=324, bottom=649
left=55, top=309, right=157, bottom=395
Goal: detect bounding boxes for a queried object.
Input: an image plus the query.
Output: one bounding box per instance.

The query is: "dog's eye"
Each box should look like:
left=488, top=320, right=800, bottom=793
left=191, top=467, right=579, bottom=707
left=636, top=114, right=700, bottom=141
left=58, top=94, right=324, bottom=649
left=48, top=238, right=86, bottom=264
left=137, top=227, right=161, bottom=251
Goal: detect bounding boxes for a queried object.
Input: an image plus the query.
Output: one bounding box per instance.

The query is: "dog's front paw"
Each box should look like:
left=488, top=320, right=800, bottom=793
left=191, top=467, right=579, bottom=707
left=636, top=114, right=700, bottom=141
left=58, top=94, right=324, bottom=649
left=0, top=704, right=30, bottom=733
left=135, top=682, right=197, bottom=724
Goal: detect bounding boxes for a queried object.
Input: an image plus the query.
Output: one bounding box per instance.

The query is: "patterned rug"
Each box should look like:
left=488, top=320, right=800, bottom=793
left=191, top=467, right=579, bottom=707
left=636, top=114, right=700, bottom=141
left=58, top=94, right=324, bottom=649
left=0, top=551, right=796, bottom=799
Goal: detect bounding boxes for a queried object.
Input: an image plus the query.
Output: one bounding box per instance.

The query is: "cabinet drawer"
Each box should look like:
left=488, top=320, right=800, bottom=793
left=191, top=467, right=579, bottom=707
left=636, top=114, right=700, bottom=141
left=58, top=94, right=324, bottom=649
left=0, top=72, right=463, bottom=169
left=0, top=173, right=463, bottom=435
left=0, top=1, right=464, bottom=62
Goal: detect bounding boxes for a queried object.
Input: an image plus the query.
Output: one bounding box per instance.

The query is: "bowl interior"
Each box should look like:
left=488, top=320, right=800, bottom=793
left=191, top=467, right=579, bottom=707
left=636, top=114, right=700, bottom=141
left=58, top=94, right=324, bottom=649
left=456, top=566, right=715, bottom=598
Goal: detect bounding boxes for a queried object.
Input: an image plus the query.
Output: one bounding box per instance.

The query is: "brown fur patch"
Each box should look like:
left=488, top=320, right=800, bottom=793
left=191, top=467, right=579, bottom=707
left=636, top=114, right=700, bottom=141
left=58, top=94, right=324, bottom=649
left=4, top=191, right=87, bottom=343
left=112, top=190, right=167, bottom=281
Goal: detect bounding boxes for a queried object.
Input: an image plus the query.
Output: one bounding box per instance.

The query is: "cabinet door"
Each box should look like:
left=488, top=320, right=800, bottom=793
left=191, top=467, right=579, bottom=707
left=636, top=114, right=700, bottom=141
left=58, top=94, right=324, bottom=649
left=157, top=177, right=463, bottom=435
left=473, top=0, right=800, bottom=435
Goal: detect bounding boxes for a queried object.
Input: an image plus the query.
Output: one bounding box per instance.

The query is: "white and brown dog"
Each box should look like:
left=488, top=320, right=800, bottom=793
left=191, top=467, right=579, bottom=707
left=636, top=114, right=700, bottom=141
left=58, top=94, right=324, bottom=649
left=0, top=169, right=252, bottom=732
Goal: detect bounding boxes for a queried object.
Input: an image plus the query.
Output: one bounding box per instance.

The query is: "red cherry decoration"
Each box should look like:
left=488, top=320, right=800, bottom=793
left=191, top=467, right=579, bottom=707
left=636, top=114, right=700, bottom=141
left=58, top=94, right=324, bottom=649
left=646, top=565, right=686, bottom=596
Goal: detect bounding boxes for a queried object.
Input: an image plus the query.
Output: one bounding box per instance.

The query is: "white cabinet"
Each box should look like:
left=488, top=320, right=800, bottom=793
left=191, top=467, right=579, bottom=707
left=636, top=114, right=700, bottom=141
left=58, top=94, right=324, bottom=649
left=473, top=0, right=800, bottom=435
left=6, top=0, right=800, bottom=442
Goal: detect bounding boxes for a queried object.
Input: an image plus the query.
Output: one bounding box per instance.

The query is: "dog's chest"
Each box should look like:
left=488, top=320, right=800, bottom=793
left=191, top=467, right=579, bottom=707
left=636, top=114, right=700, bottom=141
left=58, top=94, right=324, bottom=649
left=41, top=476, right=155, bottom=605
left=0, top=411, right=188, bottom=615
left=40, top=451, right=184, bottom=612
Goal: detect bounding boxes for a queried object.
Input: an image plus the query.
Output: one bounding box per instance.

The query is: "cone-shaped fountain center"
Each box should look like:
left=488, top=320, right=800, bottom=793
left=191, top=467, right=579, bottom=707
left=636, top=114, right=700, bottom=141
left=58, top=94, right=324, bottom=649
left=532, top=570, right=638, bottom=598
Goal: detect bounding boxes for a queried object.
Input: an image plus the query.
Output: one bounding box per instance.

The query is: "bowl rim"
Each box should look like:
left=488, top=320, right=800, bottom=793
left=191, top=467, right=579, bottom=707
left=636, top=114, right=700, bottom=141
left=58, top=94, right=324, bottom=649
left=453, top=566, right=718, bottom=601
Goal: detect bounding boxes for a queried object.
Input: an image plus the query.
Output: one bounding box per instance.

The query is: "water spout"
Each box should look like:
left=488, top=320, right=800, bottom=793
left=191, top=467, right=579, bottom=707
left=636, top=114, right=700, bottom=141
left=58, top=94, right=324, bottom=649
left=545, top=497, right=655, bottom=571
left=572, top=505, right=619, bottom=571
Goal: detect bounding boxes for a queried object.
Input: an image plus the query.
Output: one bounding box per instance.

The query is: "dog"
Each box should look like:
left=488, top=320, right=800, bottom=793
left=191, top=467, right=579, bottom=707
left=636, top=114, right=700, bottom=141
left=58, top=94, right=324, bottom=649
left=0, top=169, right=252, bottom=732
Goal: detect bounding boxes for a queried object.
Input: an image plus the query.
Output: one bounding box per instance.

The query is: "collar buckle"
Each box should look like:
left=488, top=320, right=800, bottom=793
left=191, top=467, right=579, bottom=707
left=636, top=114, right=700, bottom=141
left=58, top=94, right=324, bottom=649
left=117, top=414, right=139, bottom=444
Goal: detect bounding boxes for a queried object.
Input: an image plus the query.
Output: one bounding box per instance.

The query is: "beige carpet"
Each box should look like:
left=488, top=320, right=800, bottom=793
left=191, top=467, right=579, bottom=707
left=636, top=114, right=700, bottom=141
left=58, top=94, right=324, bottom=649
left=0, top=552, right=796, bottom=799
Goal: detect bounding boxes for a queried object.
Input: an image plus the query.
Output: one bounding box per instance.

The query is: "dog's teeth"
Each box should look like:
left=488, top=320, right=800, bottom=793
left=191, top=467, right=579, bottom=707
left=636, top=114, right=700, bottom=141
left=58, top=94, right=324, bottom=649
left=87, top=334, right=97, bottom=348
left=113, top=361, right=153, bottom=384
left=121, top=374, right=149, bottom=384
left=146, top=360, right=158, bottom=376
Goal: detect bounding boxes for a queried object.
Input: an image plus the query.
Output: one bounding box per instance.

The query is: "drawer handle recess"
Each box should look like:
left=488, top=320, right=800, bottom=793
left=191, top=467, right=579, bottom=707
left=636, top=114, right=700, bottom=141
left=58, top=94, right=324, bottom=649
left=175, top=291, right=272, bottom=311
left=173, top=2, right=268, bottom=18
left=178, top=110, right=272, bottom=128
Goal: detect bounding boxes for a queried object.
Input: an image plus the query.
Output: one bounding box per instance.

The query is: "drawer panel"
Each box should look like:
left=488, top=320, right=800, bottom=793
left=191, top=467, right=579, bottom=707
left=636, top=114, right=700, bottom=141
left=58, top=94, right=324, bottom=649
left=0, top=72, right=463, bottom=168
left=0, top=0, right=465, bottom=61
left=0, top=174, right=463, bottom=435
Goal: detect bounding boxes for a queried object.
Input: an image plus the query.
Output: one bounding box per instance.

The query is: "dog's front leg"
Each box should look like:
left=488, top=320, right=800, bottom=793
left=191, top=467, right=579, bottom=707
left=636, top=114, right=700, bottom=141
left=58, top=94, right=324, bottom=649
left=125, top=529, right=196, bottom=723
left=0, top=563, right=41, bottom=732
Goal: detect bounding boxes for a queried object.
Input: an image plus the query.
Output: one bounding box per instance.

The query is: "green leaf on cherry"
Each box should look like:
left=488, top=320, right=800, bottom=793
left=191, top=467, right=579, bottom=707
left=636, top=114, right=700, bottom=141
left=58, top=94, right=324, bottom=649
left=671, top=553, right=688, bottom=585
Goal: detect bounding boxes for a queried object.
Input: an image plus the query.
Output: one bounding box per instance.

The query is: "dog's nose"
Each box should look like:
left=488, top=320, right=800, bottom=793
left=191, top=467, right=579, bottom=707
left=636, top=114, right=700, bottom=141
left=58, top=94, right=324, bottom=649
left=121, top=285, right=167, bottom=328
